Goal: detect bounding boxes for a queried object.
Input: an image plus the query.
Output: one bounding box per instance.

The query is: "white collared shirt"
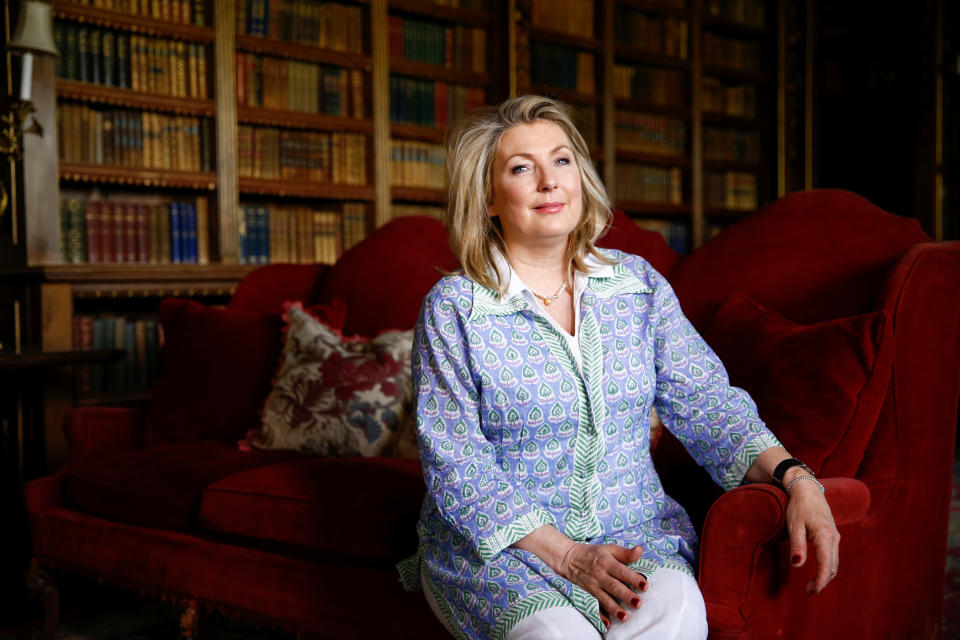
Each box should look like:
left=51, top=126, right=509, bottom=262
left=489, top=248, right=615, bottom=373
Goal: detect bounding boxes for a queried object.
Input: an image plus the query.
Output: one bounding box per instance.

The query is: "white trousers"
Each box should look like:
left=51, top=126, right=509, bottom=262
left=423, top=568, right=708, bottom=640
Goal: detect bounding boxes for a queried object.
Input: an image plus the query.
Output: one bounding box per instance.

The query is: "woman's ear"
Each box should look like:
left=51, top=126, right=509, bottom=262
left=487, top=203, right=497, bottom=218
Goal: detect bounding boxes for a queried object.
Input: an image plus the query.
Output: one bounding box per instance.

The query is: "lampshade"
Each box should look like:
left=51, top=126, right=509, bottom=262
left=8, top=0, right=58, bottom=57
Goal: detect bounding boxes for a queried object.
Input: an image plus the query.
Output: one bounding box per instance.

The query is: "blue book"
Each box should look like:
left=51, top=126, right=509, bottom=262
left=170, top=202, right=182, bottom=264
left=238, top=205, right=250, bottom=264
left=257, top=206, right=269, bottom=264
left=184, top=203, right=198, bottom=264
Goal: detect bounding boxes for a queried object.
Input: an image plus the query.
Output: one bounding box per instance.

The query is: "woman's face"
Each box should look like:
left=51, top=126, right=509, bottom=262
left=488, top=121, right=584, bottom=254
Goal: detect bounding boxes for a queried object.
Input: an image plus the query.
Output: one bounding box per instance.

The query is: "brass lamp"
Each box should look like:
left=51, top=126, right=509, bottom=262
left=2, top=0, right=58, bottom=216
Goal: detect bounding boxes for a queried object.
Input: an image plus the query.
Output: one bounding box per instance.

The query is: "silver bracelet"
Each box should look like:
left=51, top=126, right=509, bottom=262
left=784, top=475, right=825, bottom=494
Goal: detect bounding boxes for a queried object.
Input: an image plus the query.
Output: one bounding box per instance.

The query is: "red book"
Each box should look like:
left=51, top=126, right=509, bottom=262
left=435, top=81, right=448, bottom=131
left=125, top=203, right=138, bottom=263
left=73, top=315, right=94, bottom=394
left=136, top=203, right=150, bottom=263
left=389, top=16, right=402, bottom=59
left=86, top=200, right=103, bottom=263
left=236, top=51, right=247, bottom=107
left=102, top=201, right=117, bottom=263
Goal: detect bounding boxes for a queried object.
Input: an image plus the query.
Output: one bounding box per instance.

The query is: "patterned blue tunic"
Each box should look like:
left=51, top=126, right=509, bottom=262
left=397, top=249, right=781, bottom=640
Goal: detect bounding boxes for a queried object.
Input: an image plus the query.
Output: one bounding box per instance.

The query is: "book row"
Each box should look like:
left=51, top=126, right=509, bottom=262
left=237, top=202, right=367, bottom=265
left=705, top=171, right=758, bottom=210
left=614, top=8, right=688, bottom=60
left=237, top=0, right=364, bottom=54
left=530, top=0, right=595, bottom=39
left=613, top=64, right=685, bottom=107
left=704, top=128, right=760, bottom=164
left=573, top=104, right=599, bottom=149
left=388, top=16, right=487, bottom=73
left=58, top=104, right=213, bottom=172
left=614, top=112, right=686, bottom=157
left=634, top=218, right=688, bottom=254
left=706, top=0, right=766, bottom=29
left=531, top=44, right=595, bottom=94
left=60, top=0, right=208, bottom=26
left=72, top=315, right=161, bottom=395
left=615, top=165, right=683, bottom=205
left=702, top=78, right=757, bottom=118
left=389, top=76, right=485, bottom=129
left=59, top=197, right=210, bottom=265
left=55, top=22, right=209, bottom=99
left=390, top=140, right=445, bottom=190
left=704, top=34, right=762, bottom=72
left=236, top=127, right=367, bottom=185
left=236, top=53, right=365, bottom=117
left=392, top=203, right=444, bottom=221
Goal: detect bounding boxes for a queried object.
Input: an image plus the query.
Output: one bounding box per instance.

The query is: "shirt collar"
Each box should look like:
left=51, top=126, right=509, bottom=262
left=489, top=246, right=615, bottom=303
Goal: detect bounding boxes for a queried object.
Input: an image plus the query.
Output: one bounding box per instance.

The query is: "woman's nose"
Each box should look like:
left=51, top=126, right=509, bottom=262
left=539, top=170, right=558, bottom=191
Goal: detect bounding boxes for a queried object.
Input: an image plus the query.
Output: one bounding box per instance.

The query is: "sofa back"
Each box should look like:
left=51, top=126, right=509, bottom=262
left=669, top=189, right=931, bottom=330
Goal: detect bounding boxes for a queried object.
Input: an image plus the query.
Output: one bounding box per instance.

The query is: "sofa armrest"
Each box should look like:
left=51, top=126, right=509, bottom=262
left=698, top=478, right=870, bottom=634
left=64, top=407, right=143, bottom=466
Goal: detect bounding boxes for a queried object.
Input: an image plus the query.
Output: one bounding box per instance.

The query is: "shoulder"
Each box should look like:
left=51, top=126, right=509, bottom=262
left=590, top=248, right=669, bottom=296
left=421, top=273, right=476, bottom=320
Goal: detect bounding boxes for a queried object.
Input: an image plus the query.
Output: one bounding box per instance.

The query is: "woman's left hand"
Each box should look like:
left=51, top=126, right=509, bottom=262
left=784, top=477, right=840, bottom=594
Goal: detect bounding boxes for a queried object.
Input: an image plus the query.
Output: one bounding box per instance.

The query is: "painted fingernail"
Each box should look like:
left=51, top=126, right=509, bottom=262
left=630, top=597, right=641, bottom=608
left=617, top=611, right=627, bottom=622
left=638, top=580, right=647, bottom=591
left=601, top=615, right=610, bottom=628
left=792, top=554, right=801, bottom=565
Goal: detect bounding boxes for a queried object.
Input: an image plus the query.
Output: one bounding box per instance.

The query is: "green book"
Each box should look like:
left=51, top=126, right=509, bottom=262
left=89, top=28, right=102, bottom=85
left=77, top=26, right=89, bottom=83
left=116, top=34, right=130, bottom=89
left=64, top=24, right=78, bottom=80
left=102, top=31, right=115, bottom=87
left=54, top=21, right=65, bottom=78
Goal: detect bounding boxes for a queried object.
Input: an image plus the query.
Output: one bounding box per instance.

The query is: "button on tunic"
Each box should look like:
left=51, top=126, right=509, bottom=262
left=397, top=249, right=781, bottom=640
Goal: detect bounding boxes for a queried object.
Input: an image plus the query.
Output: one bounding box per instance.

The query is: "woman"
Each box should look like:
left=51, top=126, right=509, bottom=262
left=397, top=95, right=839, bottom=640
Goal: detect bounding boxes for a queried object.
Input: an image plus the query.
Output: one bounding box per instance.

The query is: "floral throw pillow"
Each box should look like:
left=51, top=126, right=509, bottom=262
left=251, top=304, right=415, bottom=457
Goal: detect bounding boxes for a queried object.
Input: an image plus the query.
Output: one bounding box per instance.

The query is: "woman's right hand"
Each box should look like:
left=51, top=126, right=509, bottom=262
left=557, top=542, right=647, bottom=626
left=512, top=525, right=647, bottom=627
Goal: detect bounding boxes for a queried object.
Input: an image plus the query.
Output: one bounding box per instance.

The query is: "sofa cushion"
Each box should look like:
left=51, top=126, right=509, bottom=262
left=318, top=216, right=459, bottom=337
left=250, top=305, right=415, bottom=457
left=595, top=208, right=680, bottom=278
left=146, top=298, right=346, bottom=445
left=703, top=292, right=894, bottom=477
left=62, top=442, right=303, bottom=530
left=199, top=457, right=424, bottom=561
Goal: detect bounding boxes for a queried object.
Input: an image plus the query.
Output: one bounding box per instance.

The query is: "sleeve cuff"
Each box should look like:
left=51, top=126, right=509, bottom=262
left=476, top=507, right=556, bottom=563
left=720, top=431, right=783, bottom=491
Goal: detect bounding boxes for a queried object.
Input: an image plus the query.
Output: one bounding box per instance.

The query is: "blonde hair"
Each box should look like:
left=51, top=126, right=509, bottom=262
left=445, top=95, right=613, bottom=295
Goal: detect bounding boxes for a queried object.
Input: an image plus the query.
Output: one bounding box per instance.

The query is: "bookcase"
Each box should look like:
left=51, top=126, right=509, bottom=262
left=517, top=0, right=780, bottom=253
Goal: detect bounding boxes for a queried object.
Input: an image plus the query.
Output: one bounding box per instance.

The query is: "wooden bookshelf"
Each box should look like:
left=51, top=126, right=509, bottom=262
left=59, top=164, right=217, bottom=190
left=56, top=80, right=216, bottom=115
left=52, top=1, right=215, bottom=42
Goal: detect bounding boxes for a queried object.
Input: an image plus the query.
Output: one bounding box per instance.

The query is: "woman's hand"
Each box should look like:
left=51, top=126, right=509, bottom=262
left=512, top=525, right=646, bottom=627
left=557, top=542, right=647, bottom=625
left=785, top=476, right=841, bottom=594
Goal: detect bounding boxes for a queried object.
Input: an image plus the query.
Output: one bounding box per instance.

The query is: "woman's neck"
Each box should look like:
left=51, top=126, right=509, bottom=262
left=503, top=241, right=570, bottom=292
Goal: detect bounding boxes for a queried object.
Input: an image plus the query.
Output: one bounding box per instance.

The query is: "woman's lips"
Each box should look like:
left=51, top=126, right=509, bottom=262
left=534, top=202, right=565, bottom=213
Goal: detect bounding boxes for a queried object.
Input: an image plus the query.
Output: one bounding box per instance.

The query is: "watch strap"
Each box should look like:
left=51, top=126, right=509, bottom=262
left=772, top=457, right=813, bottom=487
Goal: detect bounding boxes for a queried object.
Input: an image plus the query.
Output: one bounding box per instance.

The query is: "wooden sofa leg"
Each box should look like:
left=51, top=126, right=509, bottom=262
left=180, top=599, right=200, bottom=639
left=25, top=559, right=59, bottom=640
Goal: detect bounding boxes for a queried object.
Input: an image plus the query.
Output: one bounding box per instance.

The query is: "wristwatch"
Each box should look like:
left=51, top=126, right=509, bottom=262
left=771, top=458, right=814, bottom=489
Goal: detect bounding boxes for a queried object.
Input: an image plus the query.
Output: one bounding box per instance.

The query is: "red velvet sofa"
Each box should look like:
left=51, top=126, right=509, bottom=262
left=25, top=189, right=960, bottom=639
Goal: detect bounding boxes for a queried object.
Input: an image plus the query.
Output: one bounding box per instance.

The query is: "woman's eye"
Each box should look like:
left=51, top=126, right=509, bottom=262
left=510, top=164, right=528, bottom=174
left=556, top=156, right=571, bottom=166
